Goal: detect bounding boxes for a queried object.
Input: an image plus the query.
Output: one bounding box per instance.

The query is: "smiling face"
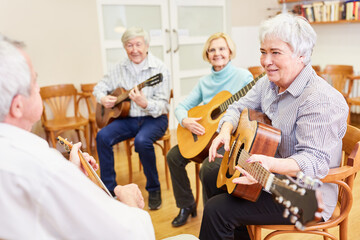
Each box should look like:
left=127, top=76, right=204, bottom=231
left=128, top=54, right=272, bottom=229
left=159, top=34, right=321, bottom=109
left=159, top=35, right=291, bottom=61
left=260, top=37, right=305, bottom=92
left=207, top=38, right=231, bottom=72
left=124, top=36, right=149, bottom=64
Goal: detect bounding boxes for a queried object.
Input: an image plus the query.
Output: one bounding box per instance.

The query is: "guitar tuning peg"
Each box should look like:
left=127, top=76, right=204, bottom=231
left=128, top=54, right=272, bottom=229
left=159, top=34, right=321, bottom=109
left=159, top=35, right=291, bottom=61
left=275, top=196, right=284, bottom=204
left=312, top=179, right=323, bottom=188
left=281, top=179, right=290, bottom=185
left=283, top=200, right=291, bottom=208
left=289, top=184, right=297, bottom=191
left=283, top=208, right=290, bottom=218
left=297, top=187, right=306, bottom=196
left=304, top=176, right=314, bottom=186
left=290, top=215, right=298, bottom=224
left=295, top=221, right=305, bottom=231
left=296, top=171, right=305, bottom=180
left=290, top=206, right=299, bottom=215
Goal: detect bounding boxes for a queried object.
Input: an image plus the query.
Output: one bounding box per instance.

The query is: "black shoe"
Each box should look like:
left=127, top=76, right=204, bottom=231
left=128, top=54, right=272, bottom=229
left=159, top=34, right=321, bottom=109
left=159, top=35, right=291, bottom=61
left=171, top=203, right=197, bottom=227
left=148, top=190, right=161, bottom=210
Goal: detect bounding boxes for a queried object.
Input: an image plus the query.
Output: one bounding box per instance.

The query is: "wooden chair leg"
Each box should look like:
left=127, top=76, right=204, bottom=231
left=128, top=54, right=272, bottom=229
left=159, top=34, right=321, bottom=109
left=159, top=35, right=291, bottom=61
left=124, top=140, right=133, bottom=183
left=163, top=139, right=170, bottom=189
left=49, top=131, right=57, bottom=149
left=83, top=125, right=91, bottom=155
left=195, top=163, right=200, bottom=206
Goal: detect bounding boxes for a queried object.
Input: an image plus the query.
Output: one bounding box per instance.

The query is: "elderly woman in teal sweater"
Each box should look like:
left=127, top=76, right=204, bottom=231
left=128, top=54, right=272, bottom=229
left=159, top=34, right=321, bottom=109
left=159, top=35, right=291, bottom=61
left=167, top=32, right=253, bottom=227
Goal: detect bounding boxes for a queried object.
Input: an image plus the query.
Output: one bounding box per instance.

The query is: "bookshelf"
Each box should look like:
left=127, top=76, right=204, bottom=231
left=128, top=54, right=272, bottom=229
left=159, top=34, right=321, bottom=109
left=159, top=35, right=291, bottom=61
left=278, top=0, right=360, bottom=24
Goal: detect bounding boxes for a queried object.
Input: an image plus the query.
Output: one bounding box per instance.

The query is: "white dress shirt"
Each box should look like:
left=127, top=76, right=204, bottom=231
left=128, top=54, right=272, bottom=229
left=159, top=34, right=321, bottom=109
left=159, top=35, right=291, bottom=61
left=0, top=123, right=155, bottom=240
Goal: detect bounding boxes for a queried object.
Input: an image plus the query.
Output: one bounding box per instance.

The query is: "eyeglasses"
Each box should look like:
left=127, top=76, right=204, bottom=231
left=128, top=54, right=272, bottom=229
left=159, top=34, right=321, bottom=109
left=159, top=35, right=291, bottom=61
left=207, top=47, right=228, bottom=54
left=125, top=42, right=144, bottom=50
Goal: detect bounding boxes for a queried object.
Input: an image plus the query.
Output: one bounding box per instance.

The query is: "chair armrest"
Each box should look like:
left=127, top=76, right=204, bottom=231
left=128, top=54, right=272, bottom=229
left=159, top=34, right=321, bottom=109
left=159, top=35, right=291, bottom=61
left=321, top=166, right=355, bottom=183
left=347, top=75, right=360, bottom=81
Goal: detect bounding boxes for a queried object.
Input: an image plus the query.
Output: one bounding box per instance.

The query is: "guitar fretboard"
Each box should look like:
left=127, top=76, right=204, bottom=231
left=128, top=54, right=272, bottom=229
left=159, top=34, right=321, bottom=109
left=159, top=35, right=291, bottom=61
left=115, top=73, right=162, bottom=105
left=237, top=149, right=288, bottom=191
left=219, top=72, right=266, bottom=113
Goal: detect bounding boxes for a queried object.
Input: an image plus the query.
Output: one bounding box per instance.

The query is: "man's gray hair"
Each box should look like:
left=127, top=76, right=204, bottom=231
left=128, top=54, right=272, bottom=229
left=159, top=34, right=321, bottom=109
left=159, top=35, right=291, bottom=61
left=0, top=35, right=31, bottom=121
left=259, top=13, right=317, bottom=65
left=121, top=27, right=150, bottom=45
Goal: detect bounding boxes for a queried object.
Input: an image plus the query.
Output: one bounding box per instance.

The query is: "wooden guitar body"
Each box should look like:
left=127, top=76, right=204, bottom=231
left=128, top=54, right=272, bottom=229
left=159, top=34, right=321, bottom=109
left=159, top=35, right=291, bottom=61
left=95, top=73, right=163, bottom=128
left=95, top=87, right=131, bottom=128
left=216, top=108, right=281, bottom=202
left=177, top=90, right=233, bottom=162
left=177, top=72, right=266, bottom=162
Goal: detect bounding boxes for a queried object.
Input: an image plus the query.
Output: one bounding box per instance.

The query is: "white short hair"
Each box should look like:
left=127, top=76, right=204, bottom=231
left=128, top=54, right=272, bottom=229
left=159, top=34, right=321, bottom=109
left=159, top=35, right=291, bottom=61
left=259, top=13, right=317, bottom=65
left=121, top=27, right=150, bottom=45
left=0, top=35, right=31, bottom=121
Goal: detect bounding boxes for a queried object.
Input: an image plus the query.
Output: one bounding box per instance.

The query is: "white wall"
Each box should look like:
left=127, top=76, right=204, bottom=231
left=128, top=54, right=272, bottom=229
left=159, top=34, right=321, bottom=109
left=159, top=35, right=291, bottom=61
left=0, top=0, right=103, bottom=137
left=230, top=0, right=360, bottom=73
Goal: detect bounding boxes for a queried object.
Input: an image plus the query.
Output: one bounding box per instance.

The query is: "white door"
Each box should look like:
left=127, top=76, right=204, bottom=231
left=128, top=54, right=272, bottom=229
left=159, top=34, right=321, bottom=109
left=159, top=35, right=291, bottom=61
left=169, top=0, right=227, bottom=107
left=97, top=0, right=227, bottom=129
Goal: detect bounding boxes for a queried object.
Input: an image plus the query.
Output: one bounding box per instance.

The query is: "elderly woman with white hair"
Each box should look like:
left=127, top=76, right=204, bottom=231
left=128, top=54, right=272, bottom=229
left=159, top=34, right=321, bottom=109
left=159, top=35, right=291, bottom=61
left=199, top=13, right=349, bottom=240
left=93, top=27, right=171, bottom=210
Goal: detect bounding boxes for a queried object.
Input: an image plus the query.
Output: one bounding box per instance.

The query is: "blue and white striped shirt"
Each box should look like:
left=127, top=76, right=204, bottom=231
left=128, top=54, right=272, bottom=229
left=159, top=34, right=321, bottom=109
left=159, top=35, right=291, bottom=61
left=93, top=52, right=171, bottom=118
left=219, top=63, right=349, bottom=221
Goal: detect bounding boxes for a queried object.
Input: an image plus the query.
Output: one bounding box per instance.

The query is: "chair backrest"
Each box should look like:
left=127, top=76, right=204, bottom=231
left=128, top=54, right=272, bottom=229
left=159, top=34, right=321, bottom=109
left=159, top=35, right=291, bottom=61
left=322, top=65, right=354, bottom=99
left=248, top=66, right=264, bottom=79
left=312, top=65, right=321, bottom=75
left=80, top=83, right=97, bottom=117
left=40, top=84, right=79, bottom=122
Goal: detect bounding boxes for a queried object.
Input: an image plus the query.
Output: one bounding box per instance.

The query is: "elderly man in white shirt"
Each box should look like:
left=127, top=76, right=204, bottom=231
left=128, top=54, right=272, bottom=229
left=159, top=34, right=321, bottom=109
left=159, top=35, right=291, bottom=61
left=93, top=27, right=171, bottom=210
left=0, top=35, right=155, bottom=239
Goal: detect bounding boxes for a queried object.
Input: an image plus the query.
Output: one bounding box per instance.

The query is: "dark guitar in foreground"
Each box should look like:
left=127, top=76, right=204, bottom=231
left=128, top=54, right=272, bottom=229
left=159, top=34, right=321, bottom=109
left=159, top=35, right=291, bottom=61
left=217, top=108, right=322, bottom=229
left=177, top=72, right=266, bottom=163
left=95, top=73, right=163, bottom=128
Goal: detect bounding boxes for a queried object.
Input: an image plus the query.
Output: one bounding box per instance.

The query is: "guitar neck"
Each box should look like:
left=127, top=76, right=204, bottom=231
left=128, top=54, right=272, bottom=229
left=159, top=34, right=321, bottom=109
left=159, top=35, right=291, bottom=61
left=114, top=75, right=159, bottom=105
left=219, top=72, right=266, bottom=114
left=77, top=149, right=113, bottom=197
left=237, top=149, right=278, bottom=191
left=57, top=137, right=112, bottom=197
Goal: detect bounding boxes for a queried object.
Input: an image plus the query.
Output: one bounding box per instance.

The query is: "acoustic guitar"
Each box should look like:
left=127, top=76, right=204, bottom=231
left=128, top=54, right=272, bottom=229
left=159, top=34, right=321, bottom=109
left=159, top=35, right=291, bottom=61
left=217, top=108, right=322, bottom=228
left=95, top=73, right=163, bottom=128
left=57, top=136, right=112, bottom=197
left=177, top=72, right=266, bottom=163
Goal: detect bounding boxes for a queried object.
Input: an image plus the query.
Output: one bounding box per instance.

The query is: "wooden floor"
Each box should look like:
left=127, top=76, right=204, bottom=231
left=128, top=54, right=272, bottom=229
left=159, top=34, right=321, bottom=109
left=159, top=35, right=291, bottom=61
left=111, top=127, right=360, bottom=240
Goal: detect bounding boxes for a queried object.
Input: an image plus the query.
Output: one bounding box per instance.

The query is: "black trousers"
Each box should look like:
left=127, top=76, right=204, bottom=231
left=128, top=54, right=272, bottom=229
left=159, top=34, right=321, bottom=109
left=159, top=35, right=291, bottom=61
left=199, top=168, right=292, bottom=240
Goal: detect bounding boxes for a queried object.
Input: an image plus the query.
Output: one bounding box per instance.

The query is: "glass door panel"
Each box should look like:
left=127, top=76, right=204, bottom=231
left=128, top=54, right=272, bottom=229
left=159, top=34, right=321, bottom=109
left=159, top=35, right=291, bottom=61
left=102, top=5, right=162, bottom=40
left=178, top=6, right=224, bottom=37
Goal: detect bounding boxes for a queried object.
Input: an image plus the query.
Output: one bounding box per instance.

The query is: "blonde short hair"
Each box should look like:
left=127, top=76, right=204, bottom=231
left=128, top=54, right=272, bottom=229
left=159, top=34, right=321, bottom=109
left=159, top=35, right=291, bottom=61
left=202, top=32, right=236, bottom=63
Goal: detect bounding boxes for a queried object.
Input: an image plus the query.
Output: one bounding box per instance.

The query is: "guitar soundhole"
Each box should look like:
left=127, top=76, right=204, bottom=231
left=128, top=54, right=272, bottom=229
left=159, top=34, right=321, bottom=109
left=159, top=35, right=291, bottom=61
left=235, top=143, right=245, bottom=166
left=211, top=107, right=221, bottom=120
left=192, top=133, right=198, bottom=142
left=228, top=134, right=239, bottom=164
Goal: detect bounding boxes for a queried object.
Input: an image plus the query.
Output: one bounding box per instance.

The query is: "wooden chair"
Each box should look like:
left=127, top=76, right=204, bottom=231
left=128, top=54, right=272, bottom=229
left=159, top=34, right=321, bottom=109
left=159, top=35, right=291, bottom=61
left=40, top=84, right=90, bottom=152
left=312, top=65, right=321, bottom=75
left=345, top=76, right=360, bottom=122
left=124, top=90, right=173, bottom=189
left=248, top=124, right=360, bottom=240
left=248, top=66, right=265, bottom=79
left=79, top=83, right=98, bottom=155
left=321, top=65, right=354, bottom=101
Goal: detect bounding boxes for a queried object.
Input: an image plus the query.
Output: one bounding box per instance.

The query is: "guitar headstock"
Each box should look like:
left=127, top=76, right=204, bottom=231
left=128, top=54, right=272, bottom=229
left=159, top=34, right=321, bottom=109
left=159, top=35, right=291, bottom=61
left=271, top=172, right=323, bottom=230
left=56, top=136, right=73, bottom=153
left=144, top=73, right=163, bottom=86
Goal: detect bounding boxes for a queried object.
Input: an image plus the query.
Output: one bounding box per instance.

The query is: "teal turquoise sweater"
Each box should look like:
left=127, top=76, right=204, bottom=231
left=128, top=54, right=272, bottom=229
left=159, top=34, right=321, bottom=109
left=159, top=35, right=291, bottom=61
left=175, top=61, right=253, bottom=125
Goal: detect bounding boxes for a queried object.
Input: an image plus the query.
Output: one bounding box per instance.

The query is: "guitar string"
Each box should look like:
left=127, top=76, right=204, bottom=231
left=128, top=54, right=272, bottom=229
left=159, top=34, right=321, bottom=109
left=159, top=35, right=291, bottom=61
left=236, top=149, right=289, bottom=189
left=219, top=72, right=266, bottom=113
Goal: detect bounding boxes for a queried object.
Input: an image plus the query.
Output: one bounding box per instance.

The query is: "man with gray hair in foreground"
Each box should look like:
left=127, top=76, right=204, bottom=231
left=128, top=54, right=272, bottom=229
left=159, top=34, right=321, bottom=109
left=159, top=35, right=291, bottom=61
left=0, top=34, right=154, bottom=239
